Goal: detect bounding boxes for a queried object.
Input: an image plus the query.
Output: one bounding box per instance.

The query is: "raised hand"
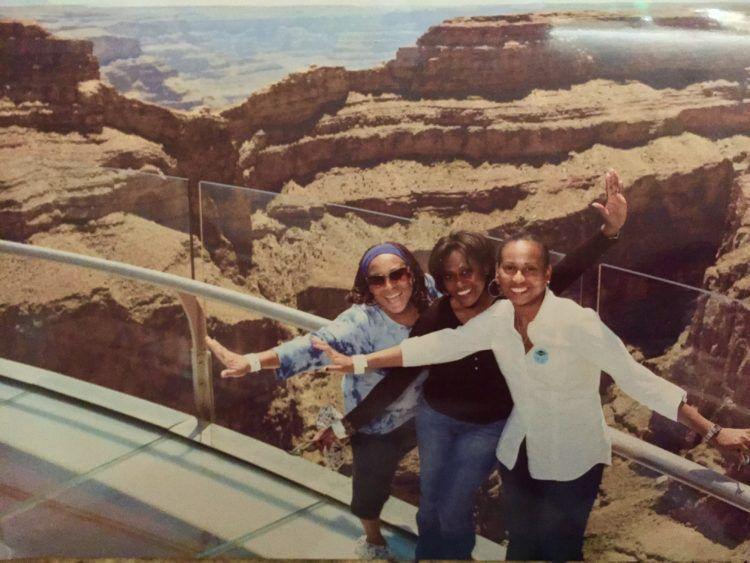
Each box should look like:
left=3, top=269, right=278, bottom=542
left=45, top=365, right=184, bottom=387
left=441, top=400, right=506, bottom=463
left=205, top=336, right=252, bottom=378
left=312, top=337, right=355, bottom=373
left=592, top=169, right=628, bottom=238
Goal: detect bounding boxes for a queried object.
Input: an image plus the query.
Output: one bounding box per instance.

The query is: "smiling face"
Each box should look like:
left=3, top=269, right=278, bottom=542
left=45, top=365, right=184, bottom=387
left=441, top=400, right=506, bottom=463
left=442, top=249, right=488, bottom=309
left=366, top=253, right=414, bottom=318
left=496, top=240, right=551, bottom=312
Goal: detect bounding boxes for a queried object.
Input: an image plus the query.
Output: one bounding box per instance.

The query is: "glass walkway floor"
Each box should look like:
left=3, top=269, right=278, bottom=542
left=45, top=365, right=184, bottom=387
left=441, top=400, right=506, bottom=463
left=0, top=360, right=446, bottom=559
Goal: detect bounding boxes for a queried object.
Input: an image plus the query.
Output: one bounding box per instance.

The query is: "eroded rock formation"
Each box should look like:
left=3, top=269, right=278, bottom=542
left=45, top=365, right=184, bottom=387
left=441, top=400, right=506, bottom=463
left=3, top=10, right=750, bottom=557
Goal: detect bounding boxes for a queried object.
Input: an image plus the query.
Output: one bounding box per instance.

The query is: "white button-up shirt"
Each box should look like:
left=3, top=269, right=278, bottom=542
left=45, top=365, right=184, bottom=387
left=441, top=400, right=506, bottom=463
left=400, top=289, right=686, bottom=481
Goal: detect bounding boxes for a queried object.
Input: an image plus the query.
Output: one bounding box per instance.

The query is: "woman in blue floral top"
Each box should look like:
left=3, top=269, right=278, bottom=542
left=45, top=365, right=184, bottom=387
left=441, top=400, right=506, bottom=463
left=206, top=241, right=438, bottom=559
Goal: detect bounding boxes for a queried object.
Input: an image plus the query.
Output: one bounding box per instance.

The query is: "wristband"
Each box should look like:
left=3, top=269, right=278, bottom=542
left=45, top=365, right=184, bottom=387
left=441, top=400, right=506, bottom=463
left=352, top=354, right=367, bottom=375
left=703, top=423, right=722, bottom=444
left=330, top=418, right=349, bottom=439
left=244, top=353, right=262, bottom=373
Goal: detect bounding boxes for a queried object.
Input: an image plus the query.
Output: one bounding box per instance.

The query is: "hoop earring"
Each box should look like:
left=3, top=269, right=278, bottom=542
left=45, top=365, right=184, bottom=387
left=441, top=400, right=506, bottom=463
left=487, top=279, right=501, bottom=298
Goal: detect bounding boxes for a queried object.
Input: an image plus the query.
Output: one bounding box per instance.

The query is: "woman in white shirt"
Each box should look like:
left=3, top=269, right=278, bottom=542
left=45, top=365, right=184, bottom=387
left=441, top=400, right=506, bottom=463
left=314, top=234, right=750, bottom=560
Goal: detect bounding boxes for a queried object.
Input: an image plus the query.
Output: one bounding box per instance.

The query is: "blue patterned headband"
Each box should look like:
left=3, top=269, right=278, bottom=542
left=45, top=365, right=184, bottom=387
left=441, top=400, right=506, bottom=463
left=359, top=243, right=409, bottom=276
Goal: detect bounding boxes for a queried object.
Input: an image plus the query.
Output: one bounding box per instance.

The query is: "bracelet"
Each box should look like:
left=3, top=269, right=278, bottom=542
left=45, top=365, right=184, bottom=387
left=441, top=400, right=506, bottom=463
left=703, top=423, right=722, bottom=444
left=352, top=355, right=367, bottom=375
left=244, top=353, right=262, bottom=373
left=330, top=416, right=356, bottom=439
left=600, top=226, right=620, bottom=240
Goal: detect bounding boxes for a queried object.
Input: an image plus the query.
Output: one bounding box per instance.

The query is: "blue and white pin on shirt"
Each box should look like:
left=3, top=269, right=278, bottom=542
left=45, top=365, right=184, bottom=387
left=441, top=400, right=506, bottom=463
left=533, top=348, right=549, bottom=365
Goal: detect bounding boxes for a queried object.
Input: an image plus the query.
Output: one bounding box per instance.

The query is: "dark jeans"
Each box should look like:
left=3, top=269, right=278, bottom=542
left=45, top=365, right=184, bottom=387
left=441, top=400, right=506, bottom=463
left=415, top=401, right=505, bottom=560
left=349, top=418, right=417, bottom=520
left=500, top=442, right=604, bottom=561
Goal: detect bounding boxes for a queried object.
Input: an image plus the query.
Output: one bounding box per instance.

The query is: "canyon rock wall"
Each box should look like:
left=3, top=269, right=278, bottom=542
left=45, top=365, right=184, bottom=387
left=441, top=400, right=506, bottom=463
left=3, top=11, right=750, bottom=557
left=1, top=21, right=98, bottom=104
left=0, top=21, right=101, bottom=132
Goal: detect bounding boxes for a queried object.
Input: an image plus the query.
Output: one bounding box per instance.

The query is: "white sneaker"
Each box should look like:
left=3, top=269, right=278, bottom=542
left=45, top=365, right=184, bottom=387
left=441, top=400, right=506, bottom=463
left=354, top=535, right=392, bottom=560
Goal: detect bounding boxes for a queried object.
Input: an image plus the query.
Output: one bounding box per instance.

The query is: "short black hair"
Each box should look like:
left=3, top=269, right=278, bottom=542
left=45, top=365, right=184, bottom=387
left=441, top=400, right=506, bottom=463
left=428, top=231, right=496, bottom=293
left=347, top=241, right=431, bottom=312
left=497, top=232, right=551, bottom=269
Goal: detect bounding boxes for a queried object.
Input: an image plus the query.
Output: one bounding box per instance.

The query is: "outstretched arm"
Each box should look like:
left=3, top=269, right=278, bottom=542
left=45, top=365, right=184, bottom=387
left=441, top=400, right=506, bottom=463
left=572, top=307, right=750, bottom=456
left=206, top=306, right=368, bottom=380
left=205, top=337, right=280, bottom=378
left=314, top=304, right=498, bottom=373
left=677, top=403, right=750, bottom=452
left=313, top=337, right=404, bottom=372
left=551, top=169, right=626, bottom=294
left=340, top=315, right=436, bottom=431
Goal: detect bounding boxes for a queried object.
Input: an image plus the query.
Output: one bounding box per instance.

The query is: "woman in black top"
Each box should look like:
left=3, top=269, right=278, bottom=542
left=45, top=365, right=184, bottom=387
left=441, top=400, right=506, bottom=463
left=322, top=170, right=627, bottom=559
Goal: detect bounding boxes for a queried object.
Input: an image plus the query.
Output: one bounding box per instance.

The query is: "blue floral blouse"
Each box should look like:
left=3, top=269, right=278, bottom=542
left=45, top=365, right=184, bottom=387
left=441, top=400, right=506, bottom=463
left=274, top=277, right=438, bottom=435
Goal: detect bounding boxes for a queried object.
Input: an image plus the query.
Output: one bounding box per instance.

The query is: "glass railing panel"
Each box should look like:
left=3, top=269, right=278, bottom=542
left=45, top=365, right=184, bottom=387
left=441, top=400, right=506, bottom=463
left=597, top=265, right=705, bottom=359
left=0, top=253, right=196, bottom=417
left=597, top=264, right=750, bottom=447
left=3, top=167, right=192, bottom=277
left=591, top=265, right=750, bottom=547
left=196, top=181, right=431, bottom=318
left=196, top=181, right=595, bottom=315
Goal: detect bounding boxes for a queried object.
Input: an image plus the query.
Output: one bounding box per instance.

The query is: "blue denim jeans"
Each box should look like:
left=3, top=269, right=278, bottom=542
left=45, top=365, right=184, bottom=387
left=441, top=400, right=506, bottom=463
left=415, top=401, right=505, bottom=560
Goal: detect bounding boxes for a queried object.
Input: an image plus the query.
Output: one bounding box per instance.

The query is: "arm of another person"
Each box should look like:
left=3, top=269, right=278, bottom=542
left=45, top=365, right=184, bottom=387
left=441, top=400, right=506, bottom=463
left=314, top=302, right=498, bottom=372
left=571, top=307, right=750, bottom=450
left=342, top=314, right=435, bottom=431
left=206, top=306, right=368, bottom=380
left=550, top=169, right=626, bottom=294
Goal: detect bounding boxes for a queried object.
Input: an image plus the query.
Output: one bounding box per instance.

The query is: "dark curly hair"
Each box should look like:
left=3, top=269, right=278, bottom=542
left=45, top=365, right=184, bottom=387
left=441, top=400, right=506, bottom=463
left=428, top=231, right=497, bottom=293
left=347, top=241, right=431, bottom=313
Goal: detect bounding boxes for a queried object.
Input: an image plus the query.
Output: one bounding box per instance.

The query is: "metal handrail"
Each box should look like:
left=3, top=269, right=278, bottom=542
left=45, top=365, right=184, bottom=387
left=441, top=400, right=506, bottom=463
left=1, top=239, right=748, bottom=513
left=600, top=263, right=747, bottom=307
left=0, top=239, right=327, bottom=421
left=0, top=240, right=327, bottom=331
left=610, top=428, right=749, bottom=513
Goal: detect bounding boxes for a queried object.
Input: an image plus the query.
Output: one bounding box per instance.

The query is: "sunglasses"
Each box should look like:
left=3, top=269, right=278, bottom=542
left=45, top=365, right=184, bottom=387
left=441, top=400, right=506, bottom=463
left=366, top=267, right=411, bottom=287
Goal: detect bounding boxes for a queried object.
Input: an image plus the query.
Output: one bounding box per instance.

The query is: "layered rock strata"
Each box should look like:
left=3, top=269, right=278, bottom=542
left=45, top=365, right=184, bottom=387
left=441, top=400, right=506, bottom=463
left=3, top=11, right=750, bottom=558
left=242, top=81, right=750, bottom=190
left=0, top=127, right=177, bottom=241
left=5, top=14, right=750, bottom=188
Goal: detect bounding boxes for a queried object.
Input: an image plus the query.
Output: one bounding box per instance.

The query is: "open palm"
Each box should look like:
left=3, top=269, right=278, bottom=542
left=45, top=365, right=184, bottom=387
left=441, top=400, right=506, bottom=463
left=592, top=169, right=627, bottom=237
left=205, top=336, right=251, bottom=378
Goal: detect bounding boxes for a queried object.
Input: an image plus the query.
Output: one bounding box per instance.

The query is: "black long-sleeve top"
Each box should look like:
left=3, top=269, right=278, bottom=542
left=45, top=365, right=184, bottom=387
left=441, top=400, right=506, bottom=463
left=344, top=231, right=618, bottom=429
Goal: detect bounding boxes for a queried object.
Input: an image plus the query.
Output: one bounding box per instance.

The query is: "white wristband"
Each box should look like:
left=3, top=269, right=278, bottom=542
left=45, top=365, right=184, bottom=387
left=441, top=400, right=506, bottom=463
left=244, top=353, right=262, bottom=373
left=330, top=418, right=348, bottom=439
left=351, top=355, right=367, bottom=375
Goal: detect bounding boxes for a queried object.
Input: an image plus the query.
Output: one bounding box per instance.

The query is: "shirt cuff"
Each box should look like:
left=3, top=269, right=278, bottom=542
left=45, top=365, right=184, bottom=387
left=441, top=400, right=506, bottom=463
left=660, top=384, right=688, bottom=422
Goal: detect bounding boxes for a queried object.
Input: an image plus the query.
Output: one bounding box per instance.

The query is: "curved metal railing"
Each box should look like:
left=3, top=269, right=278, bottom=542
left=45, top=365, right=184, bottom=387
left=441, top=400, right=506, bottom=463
left=1, top=238, right=748, bottom=513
